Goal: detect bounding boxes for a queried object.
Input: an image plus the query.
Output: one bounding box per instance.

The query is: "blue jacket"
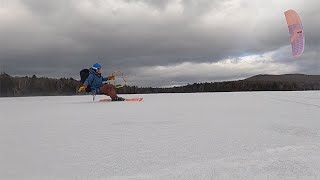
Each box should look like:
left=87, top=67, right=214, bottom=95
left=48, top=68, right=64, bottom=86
left=84, top=68, right=108, bottom=92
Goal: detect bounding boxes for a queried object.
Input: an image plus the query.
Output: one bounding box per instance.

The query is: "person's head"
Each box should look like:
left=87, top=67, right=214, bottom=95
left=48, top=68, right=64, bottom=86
left=92, top=63, right=102, bottom=73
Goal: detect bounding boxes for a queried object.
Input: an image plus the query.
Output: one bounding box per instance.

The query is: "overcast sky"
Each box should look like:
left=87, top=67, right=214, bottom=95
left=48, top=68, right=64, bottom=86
left=0, top=0, right=319, bottom=87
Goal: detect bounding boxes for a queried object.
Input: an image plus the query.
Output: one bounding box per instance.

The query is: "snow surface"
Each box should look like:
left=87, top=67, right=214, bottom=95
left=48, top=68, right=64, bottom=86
left=1, top=91, right=320, bottom=180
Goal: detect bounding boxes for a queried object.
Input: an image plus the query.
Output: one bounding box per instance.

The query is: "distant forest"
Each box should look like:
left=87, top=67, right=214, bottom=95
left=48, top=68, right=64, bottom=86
left=1, top=73, right=320, bottom=97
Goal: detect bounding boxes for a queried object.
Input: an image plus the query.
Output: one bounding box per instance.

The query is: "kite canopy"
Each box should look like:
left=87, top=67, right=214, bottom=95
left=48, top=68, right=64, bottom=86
left=284, top=10, right=305, bottom=58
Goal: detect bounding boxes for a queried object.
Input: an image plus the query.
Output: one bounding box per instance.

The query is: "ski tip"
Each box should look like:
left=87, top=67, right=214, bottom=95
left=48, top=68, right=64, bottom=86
left=125, top=97, right=143, bottom=102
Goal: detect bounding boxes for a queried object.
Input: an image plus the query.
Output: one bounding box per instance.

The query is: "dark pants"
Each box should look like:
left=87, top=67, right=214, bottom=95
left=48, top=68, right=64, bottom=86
left=100, top=84, right=117, bottom=99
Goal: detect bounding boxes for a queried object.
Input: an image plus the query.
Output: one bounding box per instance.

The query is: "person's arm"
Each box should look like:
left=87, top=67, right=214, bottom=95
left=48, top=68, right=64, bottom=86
left=78, top=74, right=93, bottom=92
left=78, top=84, right=88, bottom=92
left=102, top=77, right=108, bottom=82
left=103, top=75, right=115, bottom=81
left=84, top=74, right=94, bottom=86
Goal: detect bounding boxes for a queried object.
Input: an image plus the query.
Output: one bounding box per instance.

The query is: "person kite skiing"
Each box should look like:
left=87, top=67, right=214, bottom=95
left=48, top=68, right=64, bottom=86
left=78, top=63, right=125, bottom=101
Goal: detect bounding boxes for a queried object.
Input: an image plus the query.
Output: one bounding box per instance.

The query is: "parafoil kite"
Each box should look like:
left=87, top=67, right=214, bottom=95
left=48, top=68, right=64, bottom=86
left=284, top=10, right=305, bottom=58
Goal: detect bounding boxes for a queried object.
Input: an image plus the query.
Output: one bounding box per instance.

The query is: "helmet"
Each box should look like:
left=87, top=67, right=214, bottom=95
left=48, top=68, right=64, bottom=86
left=92, top=63, right=102, bottom=70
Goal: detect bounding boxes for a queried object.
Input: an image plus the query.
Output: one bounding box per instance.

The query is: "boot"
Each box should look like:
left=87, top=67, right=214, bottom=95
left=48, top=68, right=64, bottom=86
left=112, top=96, right=125, bottom=101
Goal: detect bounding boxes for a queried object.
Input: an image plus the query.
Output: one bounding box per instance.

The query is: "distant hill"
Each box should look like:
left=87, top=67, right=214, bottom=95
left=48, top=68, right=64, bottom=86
left=245, top=74, right=320, bottom=83
left=117, top=74, right=320, bottom=94
left=1, top=73, right=320, bottom=97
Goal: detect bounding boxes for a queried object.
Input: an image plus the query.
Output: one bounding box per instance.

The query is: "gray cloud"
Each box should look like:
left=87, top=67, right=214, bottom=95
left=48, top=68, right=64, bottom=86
left=0, top=0, right=319, bottom=87
left=123, top=0, right=171, bottom=10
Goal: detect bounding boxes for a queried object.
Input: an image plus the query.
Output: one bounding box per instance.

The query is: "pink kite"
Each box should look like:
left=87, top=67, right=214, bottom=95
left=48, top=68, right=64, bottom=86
left=284, top=10, right=305, bottom=58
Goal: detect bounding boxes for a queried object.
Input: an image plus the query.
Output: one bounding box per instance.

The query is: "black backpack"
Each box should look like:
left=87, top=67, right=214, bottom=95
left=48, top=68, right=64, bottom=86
left=80, top=69, right=91, bottom=92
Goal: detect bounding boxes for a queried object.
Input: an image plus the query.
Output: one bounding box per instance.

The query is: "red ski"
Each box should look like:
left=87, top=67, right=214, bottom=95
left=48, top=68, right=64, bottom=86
left=99, top=97, right=143, bottom=102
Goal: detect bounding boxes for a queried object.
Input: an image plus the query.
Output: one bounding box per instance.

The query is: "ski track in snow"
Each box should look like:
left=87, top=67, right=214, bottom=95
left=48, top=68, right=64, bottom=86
left=1, top=91, right=320, bottom=180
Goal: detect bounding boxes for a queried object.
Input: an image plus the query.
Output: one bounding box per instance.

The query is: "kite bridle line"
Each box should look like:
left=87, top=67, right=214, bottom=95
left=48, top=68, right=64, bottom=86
left=111, top=71, right=127, bottom=88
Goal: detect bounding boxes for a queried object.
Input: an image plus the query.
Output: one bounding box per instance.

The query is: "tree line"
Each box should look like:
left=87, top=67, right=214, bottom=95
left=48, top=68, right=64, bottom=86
left=0, top=73, right=79, bottom=97
left=1, top=73, right=319, bottom=97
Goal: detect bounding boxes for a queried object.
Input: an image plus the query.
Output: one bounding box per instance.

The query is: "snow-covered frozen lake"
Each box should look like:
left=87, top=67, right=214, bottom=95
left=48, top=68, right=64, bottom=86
left=1, top=91, right=320, bottom=179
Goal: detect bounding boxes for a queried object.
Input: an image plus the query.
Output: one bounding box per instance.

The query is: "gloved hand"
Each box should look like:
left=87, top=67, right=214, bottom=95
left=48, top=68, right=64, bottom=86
left=108, top=75, right=115, bottom=80
left=78, top=85, right=86, bottom=92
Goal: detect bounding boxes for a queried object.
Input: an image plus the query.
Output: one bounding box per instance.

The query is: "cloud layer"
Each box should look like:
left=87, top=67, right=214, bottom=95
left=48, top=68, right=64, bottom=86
left=0, top=0, right=319, bottom=86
